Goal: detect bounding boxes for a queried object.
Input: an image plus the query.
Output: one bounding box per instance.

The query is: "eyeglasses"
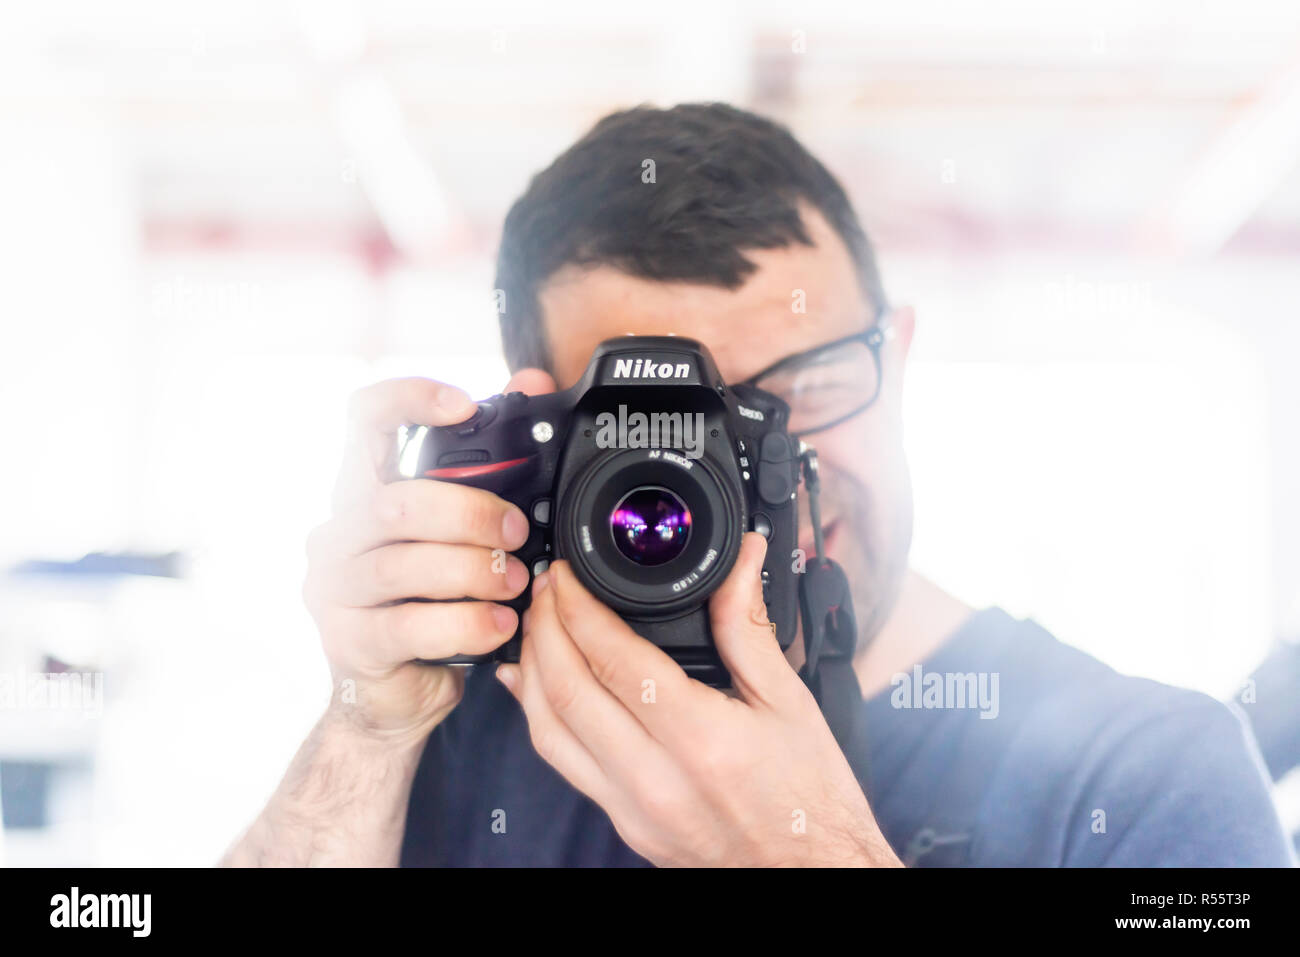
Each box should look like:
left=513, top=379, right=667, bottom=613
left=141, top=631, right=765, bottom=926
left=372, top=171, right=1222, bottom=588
left=742, top=311, right=896, bottom=437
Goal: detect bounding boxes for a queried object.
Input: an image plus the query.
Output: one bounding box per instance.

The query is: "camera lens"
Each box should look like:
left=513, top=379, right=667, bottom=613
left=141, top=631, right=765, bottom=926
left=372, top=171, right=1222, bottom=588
left=557, top=447, right=741, bottom=618
left=609, top=486, right=692, bottom=566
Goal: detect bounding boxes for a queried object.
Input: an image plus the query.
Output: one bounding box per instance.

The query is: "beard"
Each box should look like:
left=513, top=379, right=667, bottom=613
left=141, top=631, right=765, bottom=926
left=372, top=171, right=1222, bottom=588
left=796, top=458, right=913, bottom=654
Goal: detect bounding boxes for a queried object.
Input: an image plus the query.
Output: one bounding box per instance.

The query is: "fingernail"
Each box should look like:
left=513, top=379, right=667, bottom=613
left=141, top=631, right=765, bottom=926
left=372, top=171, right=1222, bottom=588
left=505, top=558, right=529, bottom=593
left=496, top=665, right=518, bottom=692
left=437, top=386, right=474, bottom=415
left=491, top=604, right=517, bottom=634
left=532, top=570, right=550, bottom=594
left=502, top=509, right=530, bottom=548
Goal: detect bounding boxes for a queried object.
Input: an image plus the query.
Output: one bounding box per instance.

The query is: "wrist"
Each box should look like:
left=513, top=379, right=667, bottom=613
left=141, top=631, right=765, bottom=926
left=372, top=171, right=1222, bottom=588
left=836, top=818, right=904, bottom=868
left=797, top=800, right=903, bottom=867
left=320, top=698, right=435, bottom=763
left=324, top=664, right=463, bottom=753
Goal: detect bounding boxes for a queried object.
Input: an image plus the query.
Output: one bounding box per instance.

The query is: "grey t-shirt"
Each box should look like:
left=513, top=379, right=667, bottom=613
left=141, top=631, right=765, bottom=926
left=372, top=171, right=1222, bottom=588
left=401, top=607, right=1294, bottom=867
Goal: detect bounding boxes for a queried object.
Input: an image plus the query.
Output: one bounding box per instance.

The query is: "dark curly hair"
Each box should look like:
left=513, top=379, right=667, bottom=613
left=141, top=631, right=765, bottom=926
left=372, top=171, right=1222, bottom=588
left=494, top=102, right=888, bottom=373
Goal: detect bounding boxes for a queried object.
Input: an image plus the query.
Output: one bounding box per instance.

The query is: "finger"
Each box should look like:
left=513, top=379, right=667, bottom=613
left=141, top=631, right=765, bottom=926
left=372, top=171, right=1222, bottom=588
left=497, top=633, right=613, bottom=808
left=312, top=480, right=531, bottom=556
left=323, top=599, right=517, bottom=669
left=707, top=532, right=803, bottom=710
left=524, top=572, right=670, bottom=781
left=348, top=376, right=477, bottom=436
left=547, top=561, right=725, bottom=749
left=503, top=367, right=558, bottom=396
left=334, top=542, right=530, bottom=606
left=333, top=378, right=478, bottom=512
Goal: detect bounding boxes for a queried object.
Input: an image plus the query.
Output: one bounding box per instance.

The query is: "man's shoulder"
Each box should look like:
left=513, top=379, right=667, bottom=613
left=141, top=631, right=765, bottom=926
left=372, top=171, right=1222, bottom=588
left=972, top=610, right=1255, bottom=773
left=977, top=608, right=1231, bottom=734
left=885, top=606, right=1227, bottom=745
left=927, top=608, right=1291, bottom=866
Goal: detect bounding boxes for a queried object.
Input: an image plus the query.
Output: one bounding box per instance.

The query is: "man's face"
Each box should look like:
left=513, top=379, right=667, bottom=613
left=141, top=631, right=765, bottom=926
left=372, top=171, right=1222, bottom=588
left=537, top=207, right=916, bottom=652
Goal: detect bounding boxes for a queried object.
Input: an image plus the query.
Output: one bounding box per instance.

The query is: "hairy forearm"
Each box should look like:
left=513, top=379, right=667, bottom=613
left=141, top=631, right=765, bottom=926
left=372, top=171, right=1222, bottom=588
left=221, top=708, right=426, bottom=867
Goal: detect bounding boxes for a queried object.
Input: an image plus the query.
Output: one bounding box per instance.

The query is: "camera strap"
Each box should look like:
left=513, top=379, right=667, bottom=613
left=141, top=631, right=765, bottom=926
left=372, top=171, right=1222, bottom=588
left=796, top=446, right=864, bottom=759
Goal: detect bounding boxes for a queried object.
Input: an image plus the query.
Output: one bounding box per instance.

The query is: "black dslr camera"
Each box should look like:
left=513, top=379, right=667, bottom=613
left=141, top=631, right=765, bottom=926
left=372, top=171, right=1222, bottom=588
left=399, top=336, right=803, bottom=685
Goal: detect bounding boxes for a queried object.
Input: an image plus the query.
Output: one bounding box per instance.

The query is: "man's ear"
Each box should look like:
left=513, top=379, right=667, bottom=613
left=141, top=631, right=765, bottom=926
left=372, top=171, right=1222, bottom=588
left=885, top=305, right=916, bottom=398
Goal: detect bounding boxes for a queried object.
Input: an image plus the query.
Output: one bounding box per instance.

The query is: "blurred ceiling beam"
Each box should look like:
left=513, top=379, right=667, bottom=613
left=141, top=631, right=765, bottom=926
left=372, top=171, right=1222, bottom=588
left=294, top=0, right=458, bottom=266
left=1138, top=49, right=1300, bottom=259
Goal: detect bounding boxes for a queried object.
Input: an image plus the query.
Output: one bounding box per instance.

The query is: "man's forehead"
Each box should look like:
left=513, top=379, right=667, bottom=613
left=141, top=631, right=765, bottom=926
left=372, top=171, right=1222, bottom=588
left=537, top=209, right=868, bottom=389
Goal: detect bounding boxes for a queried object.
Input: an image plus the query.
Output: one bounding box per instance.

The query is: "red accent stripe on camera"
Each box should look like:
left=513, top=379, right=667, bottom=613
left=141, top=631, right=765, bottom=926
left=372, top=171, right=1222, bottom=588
left=425, top=456, right=530, bottom=479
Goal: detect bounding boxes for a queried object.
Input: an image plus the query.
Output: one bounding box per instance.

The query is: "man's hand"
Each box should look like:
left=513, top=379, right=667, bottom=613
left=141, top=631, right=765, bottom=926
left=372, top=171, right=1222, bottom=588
left=302, top=370, right=553, bottom=745
left=496, top=533, right=902, bottom=867
left=225, top=369, right=555, bottom=866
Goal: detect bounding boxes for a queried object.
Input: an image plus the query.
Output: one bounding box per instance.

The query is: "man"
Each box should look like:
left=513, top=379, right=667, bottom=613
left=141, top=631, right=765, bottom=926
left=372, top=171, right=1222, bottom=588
left=225, top=104, right=1292, bottom=867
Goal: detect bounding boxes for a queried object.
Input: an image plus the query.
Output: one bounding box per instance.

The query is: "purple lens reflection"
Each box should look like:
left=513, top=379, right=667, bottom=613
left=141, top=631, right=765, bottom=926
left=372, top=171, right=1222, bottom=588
left=609, top=486, right=692, bottom=566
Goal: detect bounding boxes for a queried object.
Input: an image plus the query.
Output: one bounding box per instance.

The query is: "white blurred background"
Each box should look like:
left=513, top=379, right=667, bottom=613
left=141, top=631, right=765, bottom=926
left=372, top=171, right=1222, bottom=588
left=1, top=0, right=1298, bottom=865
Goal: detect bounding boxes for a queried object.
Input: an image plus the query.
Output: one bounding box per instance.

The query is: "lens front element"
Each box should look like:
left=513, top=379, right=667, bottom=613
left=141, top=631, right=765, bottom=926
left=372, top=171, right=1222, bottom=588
left=609, top=486, right=692, bottom=566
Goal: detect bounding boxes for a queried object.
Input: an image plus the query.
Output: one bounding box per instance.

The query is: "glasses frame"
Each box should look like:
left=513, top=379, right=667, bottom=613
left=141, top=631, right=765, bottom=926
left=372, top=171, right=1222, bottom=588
left=741, top=309, right=897, bottom=438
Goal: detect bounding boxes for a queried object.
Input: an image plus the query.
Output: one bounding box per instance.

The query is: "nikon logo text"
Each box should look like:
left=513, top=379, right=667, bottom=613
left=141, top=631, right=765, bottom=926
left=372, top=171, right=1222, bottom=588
left=612, top=358, right=691, bottom=380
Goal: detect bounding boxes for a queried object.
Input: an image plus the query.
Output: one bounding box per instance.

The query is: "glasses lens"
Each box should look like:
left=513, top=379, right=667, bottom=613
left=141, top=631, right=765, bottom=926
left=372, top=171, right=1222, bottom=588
left=756, top=338, right=880, bottom=434
left=609, top=486, right=692, bottom=566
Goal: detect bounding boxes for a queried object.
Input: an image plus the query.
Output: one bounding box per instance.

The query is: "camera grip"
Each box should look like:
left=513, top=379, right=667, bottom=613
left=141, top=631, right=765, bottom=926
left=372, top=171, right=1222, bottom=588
left=401, top=394, right=564, bottom=669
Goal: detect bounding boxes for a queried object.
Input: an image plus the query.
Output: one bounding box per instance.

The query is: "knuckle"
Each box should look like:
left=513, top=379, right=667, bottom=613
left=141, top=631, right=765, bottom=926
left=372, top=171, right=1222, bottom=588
left=709, top=589, right=742, bottom=624
left=455, top=601, right=494, bottom=643
left=370, top=485, right=402, bottom=532
left=617, top=822, right=654, bottom=857
left=444, top=554, right=479, bottom=596
left=545, top=673, right=583, bottom=717
left=300, top=573, right=319, bottom=616
left=381, top=602, right=417, bottom=649
left=640, top=784, right=687, bottom=824
left=315, top=606, right=352, bottom=662
left=694, top=734, right=738, bottom=775
left=406, top=377, right=442, bottom=405
left=301, top=559, right=337, bottom=618
left=344, top=384, right=378, bottom=430
left=369, top=547, right=406, bottom=595
left=304, top=521, right=332, bottom=560
left=462, top=493, right=501, bottom=543
left=589, top=651, right=621, bottom=692
left=722, top=587, right=751, bottom=622
left=622, top=823, right=674, bottom=867
left=528, top=724, right=559, bottom=765
left=476, top=562, right=509, bottom=600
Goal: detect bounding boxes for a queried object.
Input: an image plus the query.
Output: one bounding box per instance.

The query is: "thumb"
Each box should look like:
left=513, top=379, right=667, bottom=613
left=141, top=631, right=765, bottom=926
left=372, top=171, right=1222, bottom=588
left=504, top=367, right=558, bottom=396
left=708, top=532, right=800, bottom=709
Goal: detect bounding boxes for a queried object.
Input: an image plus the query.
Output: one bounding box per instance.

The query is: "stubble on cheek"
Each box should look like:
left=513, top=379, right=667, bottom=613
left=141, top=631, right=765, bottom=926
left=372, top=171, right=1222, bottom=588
left=816, top=465, right=912, bottom=648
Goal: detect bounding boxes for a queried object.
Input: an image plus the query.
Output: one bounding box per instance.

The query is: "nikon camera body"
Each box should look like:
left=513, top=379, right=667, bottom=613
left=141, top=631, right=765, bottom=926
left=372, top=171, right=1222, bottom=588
left=398, top=335, right=802, bottom=686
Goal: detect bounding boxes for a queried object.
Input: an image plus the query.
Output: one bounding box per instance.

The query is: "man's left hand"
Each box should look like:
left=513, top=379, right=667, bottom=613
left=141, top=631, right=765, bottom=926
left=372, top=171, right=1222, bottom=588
left=496, top=532, right=902, bottom=867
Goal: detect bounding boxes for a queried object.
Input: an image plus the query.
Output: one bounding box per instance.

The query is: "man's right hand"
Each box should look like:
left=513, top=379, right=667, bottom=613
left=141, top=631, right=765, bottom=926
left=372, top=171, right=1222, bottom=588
left=301, top=369, right=557, bottom=746
left=224, top=368, right=556, bottom=866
